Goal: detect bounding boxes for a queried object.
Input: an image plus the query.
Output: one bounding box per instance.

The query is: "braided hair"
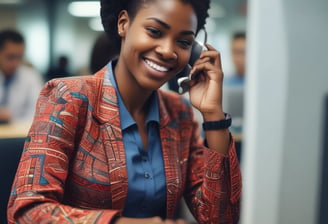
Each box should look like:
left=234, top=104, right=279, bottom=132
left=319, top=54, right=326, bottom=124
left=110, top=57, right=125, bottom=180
left=100, top=0, right=210, bottom=55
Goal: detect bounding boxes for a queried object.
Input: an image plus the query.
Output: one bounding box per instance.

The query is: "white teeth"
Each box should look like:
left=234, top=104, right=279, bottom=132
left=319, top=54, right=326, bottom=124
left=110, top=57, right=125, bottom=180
left=145, top=59, right=169, bottom=72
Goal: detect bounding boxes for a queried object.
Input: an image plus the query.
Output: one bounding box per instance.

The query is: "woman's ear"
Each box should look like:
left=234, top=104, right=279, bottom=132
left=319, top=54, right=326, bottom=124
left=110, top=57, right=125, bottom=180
left=117, top=10, right=129, bottom=37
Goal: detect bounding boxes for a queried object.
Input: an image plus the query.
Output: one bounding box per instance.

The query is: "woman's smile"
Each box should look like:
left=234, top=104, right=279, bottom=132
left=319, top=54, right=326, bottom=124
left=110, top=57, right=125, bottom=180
left=144, top=58, right=170, bottom=72
left=142, top=57, right=176, bottom=80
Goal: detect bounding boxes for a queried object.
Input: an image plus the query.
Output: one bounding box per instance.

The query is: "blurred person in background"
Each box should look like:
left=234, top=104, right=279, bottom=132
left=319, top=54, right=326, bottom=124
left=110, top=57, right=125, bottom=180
left=224, top=31, right=246, bottom=86
left=222, top=31, right=247, bottom=162
left=0, top=29, right=43, bottom=124
left=90, top=32, right=119, bottom=74
left=45, top=55, right=71, bottom=81
left=77, top=32, right=118, bottom=76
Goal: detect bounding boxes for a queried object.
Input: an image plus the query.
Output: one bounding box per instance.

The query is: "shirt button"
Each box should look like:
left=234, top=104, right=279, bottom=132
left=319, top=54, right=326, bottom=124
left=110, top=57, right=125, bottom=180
left=144, top=172, right=151, bottom=179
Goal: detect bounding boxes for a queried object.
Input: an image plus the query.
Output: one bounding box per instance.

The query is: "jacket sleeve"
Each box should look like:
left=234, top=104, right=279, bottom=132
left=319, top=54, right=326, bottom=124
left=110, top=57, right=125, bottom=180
left=183, top=113, right=242, bottom=224
left=7, top=80, right=120, bottom=224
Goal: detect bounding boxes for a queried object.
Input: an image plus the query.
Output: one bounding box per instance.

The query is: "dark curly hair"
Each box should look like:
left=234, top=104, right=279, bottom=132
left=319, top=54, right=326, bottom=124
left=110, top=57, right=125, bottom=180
left=100, top=0, right=210, bottom=55
left=0, top=29, right=24, bottom=50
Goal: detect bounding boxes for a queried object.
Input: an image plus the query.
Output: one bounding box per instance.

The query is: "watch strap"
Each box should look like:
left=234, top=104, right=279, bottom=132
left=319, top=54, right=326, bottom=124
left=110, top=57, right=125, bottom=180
left=202, top=113, right=232, bottom=130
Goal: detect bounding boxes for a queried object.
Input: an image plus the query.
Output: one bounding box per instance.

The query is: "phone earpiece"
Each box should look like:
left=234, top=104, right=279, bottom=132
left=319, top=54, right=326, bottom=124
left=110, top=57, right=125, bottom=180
left=176, top=40, right=207, bottom=94
left=177, top=76, right=190, bottom=94
left=189, top=41, right=207, bottom=65
left=174, top=29, right=207, bottom=94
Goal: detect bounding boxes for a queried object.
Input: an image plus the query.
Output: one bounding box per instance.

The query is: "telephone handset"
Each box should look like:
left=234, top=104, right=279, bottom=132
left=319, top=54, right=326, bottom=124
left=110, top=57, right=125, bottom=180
left=177, top=30, right=208, bottom=94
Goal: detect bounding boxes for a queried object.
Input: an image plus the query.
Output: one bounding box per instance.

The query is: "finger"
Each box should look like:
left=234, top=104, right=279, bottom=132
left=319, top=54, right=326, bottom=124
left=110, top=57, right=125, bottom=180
left=199, top=50, right=222, bottom=69
left=190, top=62, right=221, bottom=80
left=199, top=45, right=222, bottom=70
left=192, top=56, right=211, bottom=67
left=176, top=219, right=188, bottom=224
left=151, top=217, right=163, bottom=224
left=163, top=219, right=175, bottom=224
left=199, top=49, right=219, bottom=59
left=205, top=43, right=215, bottom=51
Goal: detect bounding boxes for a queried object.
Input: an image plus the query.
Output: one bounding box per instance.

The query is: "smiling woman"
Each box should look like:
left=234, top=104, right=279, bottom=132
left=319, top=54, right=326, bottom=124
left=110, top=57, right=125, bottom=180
left=7, top=0, right=242, bottom=224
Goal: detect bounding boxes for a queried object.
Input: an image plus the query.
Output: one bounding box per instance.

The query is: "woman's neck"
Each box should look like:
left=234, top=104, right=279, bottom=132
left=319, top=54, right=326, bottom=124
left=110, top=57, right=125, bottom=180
left=113, top=59, right=153, bottom=116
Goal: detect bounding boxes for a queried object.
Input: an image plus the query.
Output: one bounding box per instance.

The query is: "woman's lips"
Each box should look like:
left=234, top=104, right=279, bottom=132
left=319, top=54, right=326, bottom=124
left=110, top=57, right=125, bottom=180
left=144, top=59, right=170, bottom=72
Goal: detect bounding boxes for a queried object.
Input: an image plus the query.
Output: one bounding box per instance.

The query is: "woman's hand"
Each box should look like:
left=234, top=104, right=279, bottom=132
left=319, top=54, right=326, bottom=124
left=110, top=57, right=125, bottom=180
left=114, top=217, right=188, bottom=224
left=188, top=44, right=225, bottom=120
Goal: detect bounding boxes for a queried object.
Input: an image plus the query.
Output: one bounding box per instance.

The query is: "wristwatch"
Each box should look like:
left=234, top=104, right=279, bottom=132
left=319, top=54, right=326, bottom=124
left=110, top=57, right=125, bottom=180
left=202, top=113, right=232, bottom=130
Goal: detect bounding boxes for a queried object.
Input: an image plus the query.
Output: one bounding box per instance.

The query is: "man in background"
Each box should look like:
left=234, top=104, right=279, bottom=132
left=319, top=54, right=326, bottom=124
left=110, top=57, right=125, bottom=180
left=223, top=31, right=246, bottom=162
left=225, top=31, right=246, bottom=86
left=0, top=29, right=43, bottom=124
left=45, top=55, right=71, bottom=81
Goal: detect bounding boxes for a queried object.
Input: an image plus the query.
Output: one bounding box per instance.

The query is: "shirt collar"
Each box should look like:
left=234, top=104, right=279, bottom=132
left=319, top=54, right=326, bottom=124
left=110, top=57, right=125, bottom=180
left=106, top=60, right=159, bottom=130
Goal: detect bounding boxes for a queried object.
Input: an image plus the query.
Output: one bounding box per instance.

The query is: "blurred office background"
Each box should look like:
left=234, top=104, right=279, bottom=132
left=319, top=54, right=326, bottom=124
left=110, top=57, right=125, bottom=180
left=0, top=0, right=247, bottom=77
left=0, top=0, right=247, bottom=223
left=1, top=0, right=328, bottom=224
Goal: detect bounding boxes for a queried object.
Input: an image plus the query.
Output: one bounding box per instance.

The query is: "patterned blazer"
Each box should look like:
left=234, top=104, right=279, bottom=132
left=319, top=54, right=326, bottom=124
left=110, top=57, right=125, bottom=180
left=7, top=67, right=241, bottom=224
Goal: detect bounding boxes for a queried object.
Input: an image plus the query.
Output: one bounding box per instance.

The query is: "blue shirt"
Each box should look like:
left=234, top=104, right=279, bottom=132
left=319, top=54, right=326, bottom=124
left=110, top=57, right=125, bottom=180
left=0, top=73, right=16, bottom=106
left=107, top=61, right=167, bottom=218
left=223, top=74, right=244, bottom=86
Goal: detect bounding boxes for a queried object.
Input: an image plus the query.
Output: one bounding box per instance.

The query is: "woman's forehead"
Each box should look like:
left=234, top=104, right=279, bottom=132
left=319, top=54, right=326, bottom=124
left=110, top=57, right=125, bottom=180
left=134, top=0, right=198, bottom=31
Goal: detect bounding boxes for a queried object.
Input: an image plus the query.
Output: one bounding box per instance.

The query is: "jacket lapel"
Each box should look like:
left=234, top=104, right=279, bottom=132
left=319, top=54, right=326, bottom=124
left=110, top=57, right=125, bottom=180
left=158, top=91, right=183, bottom=218
left=91, top=69, right=184, bottom=215
left=92, top=69, right=128, bottom=211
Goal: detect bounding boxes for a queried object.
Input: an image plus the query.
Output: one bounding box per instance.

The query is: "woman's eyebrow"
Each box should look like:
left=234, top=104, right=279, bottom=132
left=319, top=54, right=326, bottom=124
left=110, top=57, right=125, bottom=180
left=146, top=17, right=195, bottom=36
left=146, top=17, right=170, bottom=29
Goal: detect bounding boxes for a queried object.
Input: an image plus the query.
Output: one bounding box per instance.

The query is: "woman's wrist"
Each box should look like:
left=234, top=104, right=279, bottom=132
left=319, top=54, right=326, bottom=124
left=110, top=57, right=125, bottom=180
left=202, top=111, right=225, bottom=122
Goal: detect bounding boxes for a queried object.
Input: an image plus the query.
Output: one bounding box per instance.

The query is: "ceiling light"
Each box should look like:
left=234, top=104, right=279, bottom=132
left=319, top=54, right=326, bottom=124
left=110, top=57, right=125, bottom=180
left=68, top=1, right=100, bottom=17
left=0, top=0, right=23, bottom=4
left=89, top=17, right=104, bottom=32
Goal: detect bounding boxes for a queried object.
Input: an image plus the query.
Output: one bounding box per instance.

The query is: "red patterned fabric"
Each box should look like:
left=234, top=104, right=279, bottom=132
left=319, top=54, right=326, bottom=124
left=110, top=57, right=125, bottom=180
left=7, top=67, right=242, bottom=224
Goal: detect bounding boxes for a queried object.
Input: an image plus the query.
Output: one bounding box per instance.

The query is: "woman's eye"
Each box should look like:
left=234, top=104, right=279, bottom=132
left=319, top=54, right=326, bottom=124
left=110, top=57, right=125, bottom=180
left=146, top=27, right=162, bottom=37
left=178, top=40, right=192, bottom=49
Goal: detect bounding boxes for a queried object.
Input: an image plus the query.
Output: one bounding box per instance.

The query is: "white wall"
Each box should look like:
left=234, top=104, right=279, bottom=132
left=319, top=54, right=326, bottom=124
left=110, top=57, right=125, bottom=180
left=0, top=6, right=17, bottom=29
left=53, top=0, right=100, bottom=75
left=10, top=0, right=101, bottom=75
left=241, top=0, right=328, bottom=224
left=279, top=1, right=328, bottom=223
left=241, top=1, right=288, bottom=223
left=17, top=0, right=49, bottom=74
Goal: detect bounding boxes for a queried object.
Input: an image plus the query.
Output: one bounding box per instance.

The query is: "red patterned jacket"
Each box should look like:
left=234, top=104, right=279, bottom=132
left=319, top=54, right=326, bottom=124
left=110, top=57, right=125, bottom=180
left=7, top=67, right=241, bottom=224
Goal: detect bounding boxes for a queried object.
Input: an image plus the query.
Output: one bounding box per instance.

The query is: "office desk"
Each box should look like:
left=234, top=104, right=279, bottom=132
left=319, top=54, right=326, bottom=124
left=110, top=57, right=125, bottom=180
left=0, top=122, right=30, bottom=139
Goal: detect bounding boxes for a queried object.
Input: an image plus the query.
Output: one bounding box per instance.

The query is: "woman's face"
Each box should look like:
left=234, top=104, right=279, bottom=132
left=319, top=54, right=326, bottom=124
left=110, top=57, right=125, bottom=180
left=117, top=0, right=198, bottom=91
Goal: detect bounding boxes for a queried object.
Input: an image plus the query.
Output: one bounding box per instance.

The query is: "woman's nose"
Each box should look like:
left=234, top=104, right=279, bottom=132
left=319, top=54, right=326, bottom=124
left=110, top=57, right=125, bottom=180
left=155, top=40, right=177, bottom=61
